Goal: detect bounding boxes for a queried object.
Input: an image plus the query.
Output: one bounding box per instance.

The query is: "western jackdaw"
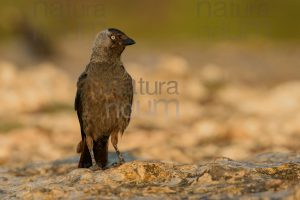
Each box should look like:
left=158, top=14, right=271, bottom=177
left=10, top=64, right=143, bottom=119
left=75, top=28, right=135, bottom=169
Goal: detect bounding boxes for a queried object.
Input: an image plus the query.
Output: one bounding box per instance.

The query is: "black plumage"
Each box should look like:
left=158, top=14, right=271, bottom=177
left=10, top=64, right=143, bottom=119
left=75, top=28, right=135, bottom=169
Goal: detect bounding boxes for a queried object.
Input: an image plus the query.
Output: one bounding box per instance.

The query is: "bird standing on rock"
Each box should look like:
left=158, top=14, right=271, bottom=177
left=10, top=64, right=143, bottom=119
left=75, top=28, right=135, bottom=169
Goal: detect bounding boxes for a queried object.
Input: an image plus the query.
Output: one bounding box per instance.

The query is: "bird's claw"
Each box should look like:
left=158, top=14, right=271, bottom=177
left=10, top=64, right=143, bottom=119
left=89, top=164, right=103, bottom=171
left=110, top=162, right=123, bottom=168
left=119, top=157, right=125, bottom=164
left=110, top=158, right=125, bottom=168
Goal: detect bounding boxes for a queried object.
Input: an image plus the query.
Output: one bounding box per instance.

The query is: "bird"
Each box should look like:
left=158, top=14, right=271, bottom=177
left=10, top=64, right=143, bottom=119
left=75, top=28, right=135, bottom=169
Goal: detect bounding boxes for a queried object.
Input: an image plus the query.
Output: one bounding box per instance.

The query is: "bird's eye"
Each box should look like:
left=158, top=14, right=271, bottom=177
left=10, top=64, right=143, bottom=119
left=111, top=35, right=116, bottom=40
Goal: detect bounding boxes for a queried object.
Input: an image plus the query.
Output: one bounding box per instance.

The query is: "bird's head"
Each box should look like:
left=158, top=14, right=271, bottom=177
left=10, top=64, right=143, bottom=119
left=91, top=28, right=135, bottom=62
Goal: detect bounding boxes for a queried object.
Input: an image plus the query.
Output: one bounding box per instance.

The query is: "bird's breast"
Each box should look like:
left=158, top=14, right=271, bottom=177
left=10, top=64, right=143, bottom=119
left=87, top=76, right=123, bottom=102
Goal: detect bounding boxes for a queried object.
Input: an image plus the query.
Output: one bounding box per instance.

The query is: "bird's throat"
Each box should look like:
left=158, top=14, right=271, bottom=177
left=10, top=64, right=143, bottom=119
left=90, top=46, right=122, bottom=64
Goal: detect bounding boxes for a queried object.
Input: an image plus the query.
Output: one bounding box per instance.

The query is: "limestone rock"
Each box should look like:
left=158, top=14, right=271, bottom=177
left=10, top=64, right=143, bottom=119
left=0, top=153, right=299, bottom=199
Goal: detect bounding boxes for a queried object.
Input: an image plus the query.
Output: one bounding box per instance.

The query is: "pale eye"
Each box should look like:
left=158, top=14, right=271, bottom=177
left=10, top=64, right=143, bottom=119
left=111, top=35, right=116, bottom=40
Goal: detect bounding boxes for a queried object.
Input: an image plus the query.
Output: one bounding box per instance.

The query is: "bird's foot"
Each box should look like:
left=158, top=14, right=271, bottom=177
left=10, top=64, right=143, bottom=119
left=108, top=162, right=122, bottom=168
left=89, top=164, right=103, bottom=171
left=119, top=157, right=125, bottom=164
left=110, top=158, right=125, bottom=168
left=117, top=152, right=125, bottom=164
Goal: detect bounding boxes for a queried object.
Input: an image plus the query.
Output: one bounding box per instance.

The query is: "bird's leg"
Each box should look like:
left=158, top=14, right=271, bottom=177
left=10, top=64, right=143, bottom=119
left=93, top=136, right=109, bottom=169
left=111, top=132, right=125, bottom=166
left=86, top=136, right=101, bottom=170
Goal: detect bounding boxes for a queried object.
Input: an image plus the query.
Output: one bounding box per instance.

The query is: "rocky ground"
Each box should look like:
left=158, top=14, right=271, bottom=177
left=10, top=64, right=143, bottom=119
left=1, top=153, right=299, bottom=199
left=0, top=54, right=299, bottom=199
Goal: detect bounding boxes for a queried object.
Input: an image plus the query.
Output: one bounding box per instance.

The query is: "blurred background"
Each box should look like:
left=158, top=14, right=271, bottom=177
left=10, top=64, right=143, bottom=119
left=0, top=0, right=299, bottom=166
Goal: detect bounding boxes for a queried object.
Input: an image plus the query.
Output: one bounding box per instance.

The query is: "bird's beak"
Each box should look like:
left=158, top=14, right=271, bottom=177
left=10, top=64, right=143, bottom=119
left=122, top=37, right=135, bottom=46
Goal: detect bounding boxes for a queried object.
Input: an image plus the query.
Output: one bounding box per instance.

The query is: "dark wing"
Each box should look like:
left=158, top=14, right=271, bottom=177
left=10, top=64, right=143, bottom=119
left=75, top=71, right=93, bottom=168
left=75, top=72, right=88, bottom=141
left=119, top=67, right=133, bottom=133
